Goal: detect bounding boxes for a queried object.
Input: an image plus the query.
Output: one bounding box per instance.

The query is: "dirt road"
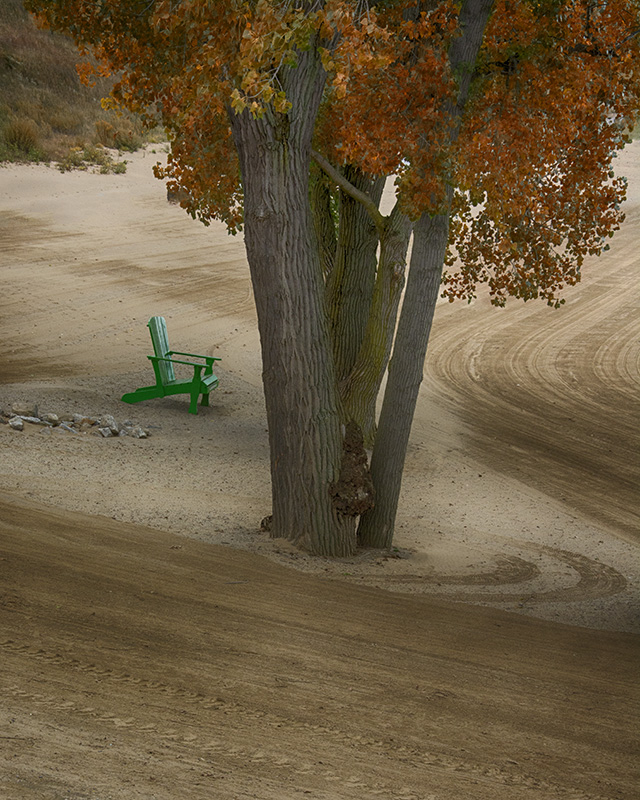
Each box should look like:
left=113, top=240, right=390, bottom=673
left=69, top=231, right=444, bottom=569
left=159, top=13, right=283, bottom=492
left=0, top=142, right=638, bottom=798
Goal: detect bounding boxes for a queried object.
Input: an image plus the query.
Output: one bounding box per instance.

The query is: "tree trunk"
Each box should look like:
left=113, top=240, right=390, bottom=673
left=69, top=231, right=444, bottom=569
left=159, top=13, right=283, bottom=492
left=356, top=208, right=451, bottom=548
left=229, top=48, right=357, bottom=557
left=326, top=166, right=385, bottom=384
left=310, top=153, right=410, bottom=443
left=357, top=0, right=495, bottom=548
left=310, top=165, right=336, bottom=281
left=340, top=203, right=413, bottom=445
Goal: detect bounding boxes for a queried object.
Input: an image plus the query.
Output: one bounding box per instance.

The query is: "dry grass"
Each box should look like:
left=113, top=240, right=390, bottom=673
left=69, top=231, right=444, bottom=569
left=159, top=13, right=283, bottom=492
left=2, top=117, right=40, bottom=154
left=56, top=144, right=128, bottom=174
left=0, top=0, right=159, bottom=164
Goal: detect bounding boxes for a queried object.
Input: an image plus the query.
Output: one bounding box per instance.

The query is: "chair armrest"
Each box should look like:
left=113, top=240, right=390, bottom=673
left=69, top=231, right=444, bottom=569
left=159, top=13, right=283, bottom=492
left=170, top=350, right=222, bottom=363
left=149, top=355, right=207, bottom=370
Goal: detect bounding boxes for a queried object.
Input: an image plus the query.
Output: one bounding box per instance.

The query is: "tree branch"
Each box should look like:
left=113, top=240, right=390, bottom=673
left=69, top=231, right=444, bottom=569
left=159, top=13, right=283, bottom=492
left=310, top=149, right=386, bottom=235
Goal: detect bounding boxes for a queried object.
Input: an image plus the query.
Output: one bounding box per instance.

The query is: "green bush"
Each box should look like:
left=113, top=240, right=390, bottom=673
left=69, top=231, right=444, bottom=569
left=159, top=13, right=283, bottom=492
left=0, top=117, right=46, bottom=161
left=95, top=116, right=146, bottom=151
left=49, top=109, right=84, bottom=134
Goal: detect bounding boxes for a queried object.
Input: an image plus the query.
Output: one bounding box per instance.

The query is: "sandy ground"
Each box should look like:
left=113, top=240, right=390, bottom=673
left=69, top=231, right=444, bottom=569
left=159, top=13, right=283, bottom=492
left=0, top=143, right=638, bottom=799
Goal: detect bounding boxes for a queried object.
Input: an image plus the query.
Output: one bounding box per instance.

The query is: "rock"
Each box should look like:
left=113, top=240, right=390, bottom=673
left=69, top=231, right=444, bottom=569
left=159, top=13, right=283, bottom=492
left=11, top=401, right=37, bottom=417
left=18, top=415, right=49, bottom=426
left=2, top=401, right=149, bottom=441
left=41, top=426, right=70, bottom=435
left=73, top=414, right=97, bottom=426
left=98, top=414, right=119, bottom=435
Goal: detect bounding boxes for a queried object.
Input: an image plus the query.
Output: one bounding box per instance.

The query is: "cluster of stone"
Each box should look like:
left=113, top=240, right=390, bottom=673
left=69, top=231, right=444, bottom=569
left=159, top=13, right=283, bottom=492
left=1, top=402, right=149, bottom=439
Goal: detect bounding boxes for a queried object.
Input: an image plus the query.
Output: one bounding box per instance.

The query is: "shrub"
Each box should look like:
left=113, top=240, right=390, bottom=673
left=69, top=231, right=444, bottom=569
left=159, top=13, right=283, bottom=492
left=95, top=117, right=144, bottom=151
left=101, top=160, right=126, bottom=174
left=2, top=117, right=39, bottom=153
left=113, top=125, right=142, bottom=152
left=95, top=119, right=116, bottom=147
left=56, top=143, right=127, bottom=174
left=56, top=145, right=90, bottom=172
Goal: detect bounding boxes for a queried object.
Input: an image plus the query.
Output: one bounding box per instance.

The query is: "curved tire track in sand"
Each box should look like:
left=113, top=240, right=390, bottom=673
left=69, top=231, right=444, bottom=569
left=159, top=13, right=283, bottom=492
left=421, top=205, right=640, bottom=539
left=359, top=545, right=627, bottom=604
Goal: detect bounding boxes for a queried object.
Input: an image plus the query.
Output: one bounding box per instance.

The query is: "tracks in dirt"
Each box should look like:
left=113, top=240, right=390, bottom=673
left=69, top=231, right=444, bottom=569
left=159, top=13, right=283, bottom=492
left=1, top=144, right=639, bottom=800
left=1, top=495, right=639, bottom=800
left=2, top=638, right=607, bottom=800
left=422, top=206, right=640, bottom=539
left=357, top=544, right=627, bottom=604
left=426, top=244, right=640, bottom=541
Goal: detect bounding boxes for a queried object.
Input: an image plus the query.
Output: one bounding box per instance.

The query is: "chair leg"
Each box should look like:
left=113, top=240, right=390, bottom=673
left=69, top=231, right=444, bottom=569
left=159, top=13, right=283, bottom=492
left=189, top=390, right=200, bottom=415
left=201, top=391, right=210, bottom=408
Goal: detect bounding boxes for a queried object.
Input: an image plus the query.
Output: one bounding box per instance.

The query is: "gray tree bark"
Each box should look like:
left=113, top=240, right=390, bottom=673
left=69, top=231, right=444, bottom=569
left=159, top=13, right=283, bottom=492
left=358, top=0, right=495, bottom=548
left=357, top=207, right=451, bottom=548
left=229, top=47, right=357, bottom=556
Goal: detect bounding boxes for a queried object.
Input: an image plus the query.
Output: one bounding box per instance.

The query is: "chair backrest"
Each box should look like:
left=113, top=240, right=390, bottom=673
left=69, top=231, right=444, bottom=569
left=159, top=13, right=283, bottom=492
left=148, top=316, right=175, bottom=384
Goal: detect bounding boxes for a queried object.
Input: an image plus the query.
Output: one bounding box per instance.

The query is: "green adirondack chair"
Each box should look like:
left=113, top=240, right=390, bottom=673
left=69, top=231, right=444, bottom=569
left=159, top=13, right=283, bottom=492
left=121, top=316, right=221, bottom=414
